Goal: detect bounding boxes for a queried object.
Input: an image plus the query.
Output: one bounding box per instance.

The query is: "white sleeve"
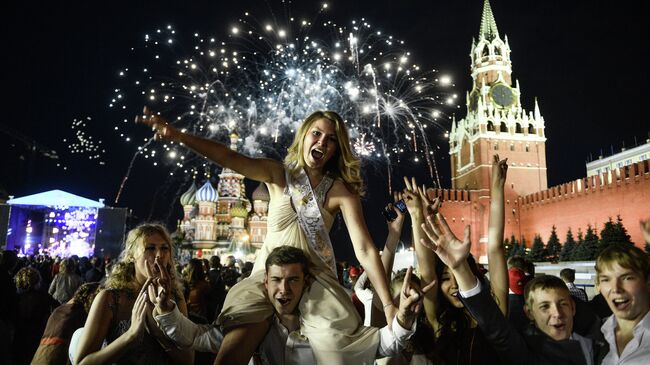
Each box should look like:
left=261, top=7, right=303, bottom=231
left=376, top=315, right=417, bottom=357
left=354, top=271, right=373, bottom=301
left=458, top=278, right=482, bottom=298
left=154, top=304, right=223, bottom=353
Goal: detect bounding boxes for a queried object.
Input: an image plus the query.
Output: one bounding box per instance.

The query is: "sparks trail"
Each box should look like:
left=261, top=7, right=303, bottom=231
left=114, top=138, right=154, bottom=204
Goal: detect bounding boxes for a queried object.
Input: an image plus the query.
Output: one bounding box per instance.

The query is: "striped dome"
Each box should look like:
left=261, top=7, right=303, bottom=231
left=195, top=181, right=218, bottom=202
left=179, top=182, right=197, bottom=206
left=252, top=182, right=270, bottom=201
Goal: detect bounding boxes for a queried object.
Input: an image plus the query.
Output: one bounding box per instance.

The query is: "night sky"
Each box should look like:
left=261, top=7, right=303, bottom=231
left=3, top=0, right=648, bottom=262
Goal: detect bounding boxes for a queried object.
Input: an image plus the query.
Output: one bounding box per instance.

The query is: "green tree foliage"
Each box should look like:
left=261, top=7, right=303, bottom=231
left=559, top=228, right=576, bottom=261
left=598, top=216, right=633, bottom=256
left=573, top=225, right=598, bottom=260
left=528, top=234, right=547, bottom=262
left=506, top=234, right=519, bottom=258
left=518, top=237, right=527, bottom=256
left=546, top=226, right=561, bottom=262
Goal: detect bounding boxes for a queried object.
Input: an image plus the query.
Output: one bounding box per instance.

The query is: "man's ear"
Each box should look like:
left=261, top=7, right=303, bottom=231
left=524, top=303, right=534, bottom=321
left=264, top=273, right=268, bottom=288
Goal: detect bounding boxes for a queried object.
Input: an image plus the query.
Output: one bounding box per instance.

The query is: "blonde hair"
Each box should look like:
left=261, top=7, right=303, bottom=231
left=106, top=223, right=181, bottom=293
left=284, top=111, right=365, bottom=196
left=596, top=244, right=650, bottom=283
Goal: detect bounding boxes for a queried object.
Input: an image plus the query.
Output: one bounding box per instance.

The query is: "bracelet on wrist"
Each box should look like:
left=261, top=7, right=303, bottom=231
left=383, top=302, right=394, bottom=309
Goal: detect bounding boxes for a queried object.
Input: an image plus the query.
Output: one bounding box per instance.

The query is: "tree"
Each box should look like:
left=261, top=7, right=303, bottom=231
left=507, top=234, right=519, bottom=258
left=598, top=216, right=633, bottom=256
left=528, top=234, right=547, bottom=262
left=546, top=226, right=561, bottom=262
left=518, top=237, right=528, bottom=256
left=559, top=228, right=576, bottom=261
left=573, top=225, right=598, bottom=260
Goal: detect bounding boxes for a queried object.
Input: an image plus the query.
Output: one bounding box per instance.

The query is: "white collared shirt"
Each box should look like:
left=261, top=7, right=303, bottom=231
left=601, top=310, right=650, bottom=365
left=154, top=304, right=415, bottom=365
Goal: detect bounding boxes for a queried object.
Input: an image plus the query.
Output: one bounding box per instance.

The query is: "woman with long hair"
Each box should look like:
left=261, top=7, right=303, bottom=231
left=49, top=258, right=83, bottom=305
left=182, top=258, right=211, bottom=322
left=400, top=155, right=509, bottom=364
left=74, top=223, right=194, bottom=365
left=140, top=108, right=397, bottom=364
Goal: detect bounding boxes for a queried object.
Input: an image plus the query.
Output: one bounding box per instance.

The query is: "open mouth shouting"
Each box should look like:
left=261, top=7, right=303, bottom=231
left=311, top=148, right=325, bottom=161
left=276, top=297, right=292, bottom=307
left=611, top=298, right=631, bottom=311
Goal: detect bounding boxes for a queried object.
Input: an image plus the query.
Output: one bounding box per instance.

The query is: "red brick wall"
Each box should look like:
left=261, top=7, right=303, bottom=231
left=518, top=161, right=650, bottom=248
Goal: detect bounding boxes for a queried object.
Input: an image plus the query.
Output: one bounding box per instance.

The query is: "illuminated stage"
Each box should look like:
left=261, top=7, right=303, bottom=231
left=3, top=190, right=127, bottom=258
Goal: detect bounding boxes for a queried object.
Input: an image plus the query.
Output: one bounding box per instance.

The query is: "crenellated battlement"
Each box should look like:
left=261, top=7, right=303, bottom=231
left=519, top=160, right=650, bottom=207
left=426, top=188, right=475, bottom=202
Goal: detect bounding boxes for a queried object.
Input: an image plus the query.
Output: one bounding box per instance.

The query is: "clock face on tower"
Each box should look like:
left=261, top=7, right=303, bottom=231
left=489, top=84, right=514, bottom=108
left=469, top=89, right=479, bottom=112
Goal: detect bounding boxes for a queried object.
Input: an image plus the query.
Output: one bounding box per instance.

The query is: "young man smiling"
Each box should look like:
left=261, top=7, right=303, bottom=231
left=596, top=244, right=650, bottom=365
left=152, top=246, right=428, bottom=365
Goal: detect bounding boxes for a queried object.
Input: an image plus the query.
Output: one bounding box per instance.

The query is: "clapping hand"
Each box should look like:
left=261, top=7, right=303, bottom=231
left=420, top=212, right=471, bottom=271
left=145, top=257, right=174, bottom=314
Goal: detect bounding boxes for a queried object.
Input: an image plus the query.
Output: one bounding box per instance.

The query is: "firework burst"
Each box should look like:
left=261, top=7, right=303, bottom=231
left=109, top=2, right=456, bottom=200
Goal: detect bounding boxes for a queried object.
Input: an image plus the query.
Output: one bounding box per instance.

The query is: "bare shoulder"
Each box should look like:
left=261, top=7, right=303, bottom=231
left=326, top=179, right=360, bottom=212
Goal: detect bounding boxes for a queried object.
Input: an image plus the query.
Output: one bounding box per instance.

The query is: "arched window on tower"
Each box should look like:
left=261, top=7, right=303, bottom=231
left=482, top=46, right=489, bottom=57
left=487, top=121, right=495, bottom=132
left=515, top=123, right=522, bottom=133
left=500, top=122, right=508, bottom=133
left=528, top=124, right=535, bottom=134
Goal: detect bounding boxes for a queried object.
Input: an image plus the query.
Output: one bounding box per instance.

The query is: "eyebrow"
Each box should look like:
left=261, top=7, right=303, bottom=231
left=270, top=275, right=301, bottom=280
left=312, top=127, right=337, bottom=137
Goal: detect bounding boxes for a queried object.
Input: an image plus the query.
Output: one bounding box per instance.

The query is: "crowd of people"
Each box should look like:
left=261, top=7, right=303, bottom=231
left=0, top=108, right=648, bottom=365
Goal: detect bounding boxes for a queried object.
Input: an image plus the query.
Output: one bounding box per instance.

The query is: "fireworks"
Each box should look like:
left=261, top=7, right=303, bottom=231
left=109, top=3, right=456, bottom=196
left=64, top=117, right=106, bottom=165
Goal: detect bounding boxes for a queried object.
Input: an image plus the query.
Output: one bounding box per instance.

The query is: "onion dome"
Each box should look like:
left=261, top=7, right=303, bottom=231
left=179, top=182, right=197, bottom=206
left=252, top=182, right=270, bottom=201
left=230, top=204, right=249, bottom=218
left=196, top=181, right=218, bottom=202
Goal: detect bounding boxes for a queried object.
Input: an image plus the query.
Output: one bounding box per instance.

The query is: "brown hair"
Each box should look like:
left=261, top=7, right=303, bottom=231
left=14, top=267, right=41, bottom=292
left=524, top=275, right=570, bottom=306
left=265, top=246, right=311, bottom=276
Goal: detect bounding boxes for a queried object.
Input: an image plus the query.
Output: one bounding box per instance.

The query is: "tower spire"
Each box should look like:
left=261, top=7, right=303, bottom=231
left=479, top=0, right=500, bottom=41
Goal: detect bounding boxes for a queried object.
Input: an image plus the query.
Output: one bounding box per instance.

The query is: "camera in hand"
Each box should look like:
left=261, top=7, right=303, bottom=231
left=382, top=199, right=407, bottom=222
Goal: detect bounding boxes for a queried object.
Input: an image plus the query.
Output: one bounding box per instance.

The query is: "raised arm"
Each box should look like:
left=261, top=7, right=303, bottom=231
left=75, top=284, right=151, bottom=365
left=332, top=182, right=397, bottom=326
left=137, top=107, right=284, bottom=184
left=488, top=155, right=508, bottom=315
left=402, top=176, right=440, bottom=330
left=381, top=191, right=406, bottom=282
left=421, top=211, right=531, bottom=365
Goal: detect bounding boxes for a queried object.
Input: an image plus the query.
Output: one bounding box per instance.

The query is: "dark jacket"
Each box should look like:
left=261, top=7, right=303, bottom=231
left=460, top=283, right=608, bottom=365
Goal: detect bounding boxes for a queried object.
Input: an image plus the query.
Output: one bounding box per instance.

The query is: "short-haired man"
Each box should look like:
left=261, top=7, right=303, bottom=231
left=561, top=268, right=589, bottom=302
left=421, top=211, right=608, bottom=365
left=153, top=246, right=426, bottom=364
left=595, top=244, right=650, bottom=364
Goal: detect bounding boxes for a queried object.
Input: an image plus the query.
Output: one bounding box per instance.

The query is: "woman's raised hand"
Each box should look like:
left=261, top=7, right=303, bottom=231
left=387, top=191, right=405, bottom=237
left=127, top=278, right=152, bottom=341
left=135, top=106, right=182, bottom=142
left=491, top=154, right=508, bottom=189
left=145, top=258, right=174, bottom=313
left=420, top=212, right=471, bottom=271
